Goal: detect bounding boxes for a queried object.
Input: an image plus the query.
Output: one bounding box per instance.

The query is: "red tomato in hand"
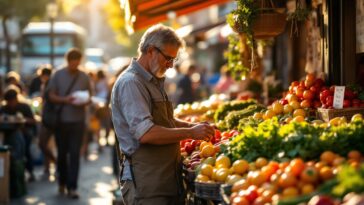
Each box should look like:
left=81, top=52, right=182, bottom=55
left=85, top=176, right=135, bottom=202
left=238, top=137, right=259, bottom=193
left=184, top=142, right=194, bottom=154
left=214, top=129, right=221, bottom=138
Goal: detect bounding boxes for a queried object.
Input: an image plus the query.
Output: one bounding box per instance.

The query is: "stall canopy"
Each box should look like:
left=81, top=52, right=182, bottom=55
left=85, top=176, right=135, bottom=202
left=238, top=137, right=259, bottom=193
left=121, top=0, right=231, bottom=33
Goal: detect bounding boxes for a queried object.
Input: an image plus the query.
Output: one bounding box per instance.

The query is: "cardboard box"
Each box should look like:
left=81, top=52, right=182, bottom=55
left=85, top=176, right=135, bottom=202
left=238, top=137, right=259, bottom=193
left=0, top=150, right=10, bottom=204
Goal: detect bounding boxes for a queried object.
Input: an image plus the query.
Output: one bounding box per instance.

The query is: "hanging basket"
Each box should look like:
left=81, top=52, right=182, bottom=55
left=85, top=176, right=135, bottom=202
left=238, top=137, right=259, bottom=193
left=231, top=0, right=287, bottom=39
left=252, top=10, right=287, bottom=39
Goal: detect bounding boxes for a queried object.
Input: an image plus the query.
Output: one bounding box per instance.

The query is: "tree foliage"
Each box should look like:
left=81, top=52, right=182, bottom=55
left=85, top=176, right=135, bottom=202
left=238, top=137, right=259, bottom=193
left=0, top=0, right=48, bottom=27
left=103, top=0, right=144, bottom=56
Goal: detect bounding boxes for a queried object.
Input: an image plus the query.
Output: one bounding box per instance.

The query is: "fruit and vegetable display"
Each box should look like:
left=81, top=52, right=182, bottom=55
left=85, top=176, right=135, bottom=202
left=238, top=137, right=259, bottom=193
left=174, top=94, right=228, bottom=121
left=177, top=73, right=364, bottom=204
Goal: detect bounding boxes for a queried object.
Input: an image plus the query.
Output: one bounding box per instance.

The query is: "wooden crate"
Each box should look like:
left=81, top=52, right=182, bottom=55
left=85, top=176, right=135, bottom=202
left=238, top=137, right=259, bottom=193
left=317, top=107, right=364, bottom=122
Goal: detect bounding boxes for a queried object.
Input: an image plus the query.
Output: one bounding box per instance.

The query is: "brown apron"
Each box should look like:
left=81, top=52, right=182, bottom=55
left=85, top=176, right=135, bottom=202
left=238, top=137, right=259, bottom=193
left=117, top=78, right=185, bottom=205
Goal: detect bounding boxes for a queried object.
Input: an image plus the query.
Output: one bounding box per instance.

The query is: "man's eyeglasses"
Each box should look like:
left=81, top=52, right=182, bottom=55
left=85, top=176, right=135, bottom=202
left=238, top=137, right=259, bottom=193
left=154, top=47, right=177, bottom=64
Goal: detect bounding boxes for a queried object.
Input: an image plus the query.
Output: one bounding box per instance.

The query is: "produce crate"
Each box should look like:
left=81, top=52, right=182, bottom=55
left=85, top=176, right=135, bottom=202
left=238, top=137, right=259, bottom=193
left=195, top=182, right=222, bottom=201
left=182, top=167, right=196, bottom=191
left=220, top=184, right=232, bottom=205
left=317, top=107, right=364, bottom=122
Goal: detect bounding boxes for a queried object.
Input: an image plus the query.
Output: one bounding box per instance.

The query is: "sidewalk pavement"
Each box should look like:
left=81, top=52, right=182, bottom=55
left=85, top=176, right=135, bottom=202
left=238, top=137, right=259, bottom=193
left=10, top=144, right=118, bottom=205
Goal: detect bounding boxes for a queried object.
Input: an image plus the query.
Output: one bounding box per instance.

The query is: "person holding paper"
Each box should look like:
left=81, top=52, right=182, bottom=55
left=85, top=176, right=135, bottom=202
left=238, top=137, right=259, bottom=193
left=47, top=48, right=92, bottom=199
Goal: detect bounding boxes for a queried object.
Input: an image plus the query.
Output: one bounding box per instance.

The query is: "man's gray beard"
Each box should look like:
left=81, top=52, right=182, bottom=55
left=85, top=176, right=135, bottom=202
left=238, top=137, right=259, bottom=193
left=151, top=57, right=165, bottom=78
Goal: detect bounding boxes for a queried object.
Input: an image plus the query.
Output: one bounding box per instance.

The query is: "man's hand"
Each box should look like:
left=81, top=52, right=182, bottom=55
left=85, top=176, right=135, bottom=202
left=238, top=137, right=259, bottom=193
left=64, top=95, right=75, bottom=104
left=190, top=123, right=215, bottom=141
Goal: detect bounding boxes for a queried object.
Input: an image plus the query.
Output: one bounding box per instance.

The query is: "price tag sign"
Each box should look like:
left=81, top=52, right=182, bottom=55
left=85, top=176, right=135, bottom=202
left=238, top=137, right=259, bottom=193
left=333, top=86, right=345, bottom=109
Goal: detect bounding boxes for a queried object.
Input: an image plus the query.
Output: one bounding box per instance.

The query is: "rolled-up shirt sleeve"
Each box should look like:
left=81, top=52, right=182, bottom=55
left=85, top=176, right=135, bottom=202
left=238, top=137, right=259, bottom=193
left=118, top=79, right=154, bottom=140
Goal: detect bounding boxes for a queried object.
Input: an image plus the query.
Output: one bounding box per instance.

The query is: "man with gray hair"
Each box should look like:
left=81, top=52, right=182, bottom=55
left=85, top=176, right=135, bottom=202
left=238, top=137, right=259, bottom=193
left=111, top=24, right=215, bottom=205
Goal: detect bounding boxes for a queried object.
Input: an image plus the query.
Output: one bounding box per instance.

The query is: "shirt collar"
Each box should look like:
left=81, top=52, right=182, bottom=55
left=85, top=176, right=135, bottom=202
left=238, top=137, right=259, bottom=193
left=130, top=58, right=153, bottom=82
left=130, top=58, right=166, bottom=85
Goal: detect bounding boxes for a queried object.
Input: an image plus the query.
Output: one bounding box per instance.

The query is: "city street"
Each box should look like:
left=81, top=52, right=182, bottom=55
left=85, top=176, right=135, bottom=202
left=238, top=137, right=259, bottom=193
left=10, top=144, right=118, bottom=205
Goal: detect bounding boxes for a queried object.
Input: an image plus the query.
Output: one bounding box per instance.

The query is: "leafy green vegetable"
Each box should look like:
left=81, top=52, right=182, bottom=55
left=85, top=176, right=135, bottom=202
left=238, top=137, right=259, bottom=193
left=223, top=118, right=364, bottom=162
left=214, top=99, right=257, bottom=122
left=332, top=164, right=364, bottom=197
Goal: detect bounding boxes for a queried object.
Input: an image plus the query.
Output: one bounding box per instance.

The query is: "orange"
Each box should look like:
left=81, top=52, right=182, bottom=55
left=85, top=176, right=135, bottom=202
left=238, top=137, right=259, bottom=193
left=329, top=117, right=342, bottom=126
left=278, top=173, right=297, bottom=188
left=332, top=157, right=346, bottom=167
left=272, top=102, right=284, bottom=114
left=261, top=165, right=276, bottom=179
left=314, top=161, right=327, bottom=170
left=306, top=73, right=316, bottom=81
left=215, top=168, right=229, bottom=182
left=264, top=110, right=276, bottom=119
left=293, top=109, right=306, bottom=117
left=196, top=174, right=209, bottom=182
left=226, top=174, right=243, bottom=185
left=285, top=117, right=293, bottom=123
left=286, top=94, right=298, bottom=103
left=300, top=100, right=311, bottom=109
left=253, top=112, right=263, bottom=120
left=200, top=164, right=214, bottom=178
left=231, top=179, right=249, bottom=192
left=199, top=141, right=212, bottom=151
left=216, top=155, right=231, bottom=168
left=248, top=171, right=266, bottom=186
left=232, top=159, right=249, bottom=175
left=255, top=157, right=268, bottom=168
left=201, top=145, right=215, bottom=158
left=282, top=187, right=299, bottom=198
left=289, top=101, right=301, bottom=110
left=291, top=116, right=305, bottom=123
left=320, top=151, right=336, bottom=165
left=289, top=158, right=305, bottom=176
left=300, top=167, right=319, bottom=184
left=351, top=114, right=363, bottom=122
left=319, top=166, right=334, bottom=181
left=283, top=104, right=294, bottom=114
left=301, top=183, right=315, bottom=195
left=348, top=150, right=362, bottom=161
left=231, top=196, right=249, bottom=205
left=262, top=190, right=275, bottom=203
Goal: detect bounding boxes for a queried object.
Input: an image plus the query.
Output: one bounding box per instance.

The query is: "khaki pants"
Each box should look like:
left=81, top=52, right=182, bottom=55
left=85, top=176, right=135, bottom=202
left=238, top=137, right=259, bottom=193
left=120, top=181, right=181, bottom=205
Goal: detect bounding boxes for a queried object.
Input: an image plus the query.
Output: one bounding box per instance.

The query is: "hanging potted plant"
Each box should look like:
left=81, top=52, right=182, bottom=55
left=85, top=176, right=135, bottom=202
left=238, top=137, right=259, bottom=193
left=227, top=0, right=287, bottom=41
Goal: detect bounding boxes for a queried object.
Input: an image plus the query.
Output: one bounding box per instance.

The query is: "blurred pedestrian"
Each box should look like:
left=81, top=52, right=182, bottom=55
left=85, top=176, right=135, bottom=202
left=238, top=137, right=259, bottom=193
left=28, top=65, right=52, bottom=97
left=214, top=65, right=235, bottom=94
left=47, top=48, right=92, bottom=199
left=37, top=67, right=56, bottom=178
left=94, top=70, right=111, bottom=149
left=176, top=61, right=196, bottom=105
left=5, top=71, right=25, bottom=94
left=111, top=24, right=214, bottom=205
left=0, top=87, right=36, bottom=182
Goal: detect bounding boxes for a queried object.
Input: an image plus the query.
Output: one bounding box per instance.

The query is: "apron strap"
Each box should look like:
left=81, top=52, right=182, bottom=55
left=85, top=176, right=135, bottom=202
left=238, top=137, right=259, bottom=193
left=115, top=138, right=137, bottom=188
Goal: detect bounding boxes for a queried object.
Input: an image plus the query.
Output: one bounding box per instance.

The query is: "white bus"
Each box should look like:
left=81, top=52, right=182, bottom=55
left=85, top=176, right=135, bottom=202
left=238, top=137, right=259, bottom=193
left=20, top=21, right=86, bottom=79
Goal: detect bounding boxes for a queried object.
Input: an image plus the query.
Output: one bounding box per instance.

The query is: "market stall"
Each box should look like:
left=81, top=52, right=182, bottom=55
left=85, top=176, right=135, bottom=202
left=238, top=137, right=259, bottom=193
left=117, top=0, right=364, bottom=204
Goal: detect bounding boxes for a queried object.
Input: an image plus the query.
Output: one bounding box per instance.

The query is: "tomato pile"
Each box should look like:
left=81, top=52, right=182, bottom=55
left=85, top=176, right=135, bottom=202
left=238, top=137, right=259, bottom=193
left=319, top=86, right=364, bottom=108
left=228, top=151, right=363, bottom=205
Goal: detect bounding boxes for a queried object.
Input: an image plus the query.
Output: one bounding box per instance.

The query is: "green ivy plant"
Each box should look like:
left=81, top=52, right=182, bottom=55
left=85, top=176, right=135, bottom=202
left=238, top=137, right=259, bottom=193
left=287, top=0, right=310, bottom=36
left=225, top=0, right=310, bottom=81
left=224, top=34, right=250, bottom=81
left=226, top=0, right=258, bottom=49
